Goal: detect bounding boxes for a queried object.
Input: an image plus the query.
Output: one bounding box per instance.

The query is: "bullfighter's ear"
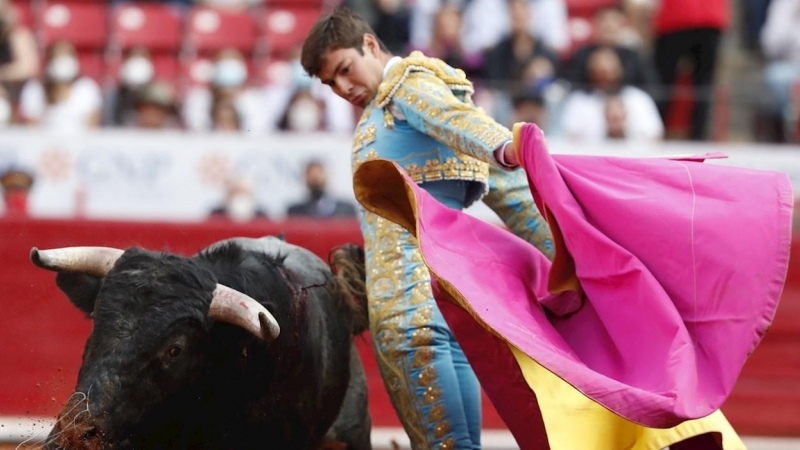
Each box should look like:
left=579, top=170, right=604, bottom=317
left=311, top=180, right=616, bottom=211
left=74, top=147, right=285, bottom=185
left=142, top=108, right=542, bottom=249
left=55, top=273, right=102, bottom=318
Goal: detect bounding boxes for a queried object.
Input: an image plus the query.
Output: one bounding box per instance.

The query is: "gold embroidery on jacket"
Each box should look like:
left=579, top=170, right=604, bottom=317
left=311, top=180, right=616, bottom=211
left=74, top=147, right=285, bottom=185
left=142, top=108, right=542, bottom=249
left=377, top=51, right=474, bottom=108
left=393, top=76, right=512, bottom=160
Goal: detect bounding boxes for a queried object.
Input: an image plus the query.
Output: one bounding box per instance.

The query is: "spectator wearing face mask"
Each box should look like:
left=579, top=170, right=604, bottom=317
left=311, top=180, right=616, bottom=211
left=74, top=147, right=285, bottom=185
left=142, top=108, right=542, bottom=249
left=278, top=88, right=325, bottom=133
left=278, top=45, right=355, bottom=133
left=182, top=47, right=269, bottom=133
left=17, top=40, right=102, bottom=133
left=287, top=160, right=357, bottom=219
left=105, top=46, right=156, bottom=127
left=208, top=177, right=269, bottom=223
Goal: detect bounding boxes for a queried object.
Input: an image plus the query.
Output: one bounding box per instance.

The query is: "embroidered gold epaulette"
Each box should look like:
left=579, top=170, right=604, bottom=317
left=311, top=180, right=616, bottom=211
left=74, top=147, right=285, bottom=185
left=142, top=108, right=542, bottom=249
left=376, top=51, right=474, bottom=108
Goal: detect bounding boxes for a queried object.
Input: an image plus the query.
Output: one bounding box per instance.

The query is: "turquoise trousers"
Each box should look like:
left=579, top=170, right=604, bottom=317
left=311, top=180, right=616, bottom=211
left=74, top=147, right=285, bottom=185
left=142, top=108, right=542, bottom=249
left=361, top=180, right=482, bottom=450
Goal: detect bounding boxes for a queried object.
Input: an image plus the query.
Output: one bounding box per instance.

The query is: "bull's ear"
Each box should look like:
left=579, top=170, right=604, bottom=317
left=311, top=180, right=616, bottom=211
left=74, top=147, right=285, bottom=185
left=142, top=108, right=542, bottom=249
left=55, top=273, right=102, bottom=317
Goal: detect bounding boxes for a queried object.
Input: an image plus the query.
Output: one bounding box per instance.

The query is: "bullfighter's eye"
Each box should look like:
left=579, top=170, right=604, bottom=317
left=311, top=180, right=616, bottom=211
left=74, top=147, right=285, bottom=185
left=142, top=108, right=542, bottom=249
left=167, top=345, right=183, bottom=359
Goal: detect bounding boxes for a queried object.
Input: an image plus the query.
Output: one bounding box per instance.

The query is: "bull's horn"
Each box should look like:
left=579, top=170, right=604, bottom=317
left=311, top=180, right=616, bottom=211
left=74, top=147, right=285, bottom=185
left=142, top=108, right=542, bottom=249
left=209, top=284, right=280, bottom=341
left=30, top=246, right=124, bottom=277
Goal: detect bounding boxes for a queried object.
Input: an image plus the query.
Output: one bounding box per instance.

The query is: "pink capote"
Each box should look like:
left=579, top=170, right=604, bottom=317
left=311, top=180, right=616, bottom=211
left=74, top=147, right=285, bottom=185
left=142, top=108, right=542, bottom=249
left=353, top=123, right=793, bottom=428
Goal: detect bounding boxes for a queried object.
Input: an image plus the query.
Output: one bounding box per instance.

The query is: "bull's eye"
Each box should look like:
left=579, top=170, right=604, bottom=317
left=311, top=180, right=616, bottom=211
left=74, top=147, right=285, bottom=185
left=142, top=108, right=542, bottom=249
left=167, top=345, right=183, bottom=359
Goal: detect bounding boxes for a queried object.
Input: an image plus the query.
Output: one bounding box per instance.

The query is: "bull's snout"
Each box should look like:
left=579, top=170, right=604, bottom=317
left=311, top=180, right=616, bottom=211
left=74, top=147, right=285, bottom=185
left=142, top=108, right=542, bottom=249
left=45, top=399, right=105, bottom=450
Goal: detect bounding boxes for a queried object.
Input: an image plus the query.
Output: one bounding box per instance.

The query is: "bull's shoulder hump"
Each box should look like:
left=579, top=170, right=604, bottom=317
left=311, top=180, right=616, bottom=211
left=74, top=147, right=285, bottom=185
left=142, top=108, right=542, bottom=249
left=206, top=236, right=330, bottom=283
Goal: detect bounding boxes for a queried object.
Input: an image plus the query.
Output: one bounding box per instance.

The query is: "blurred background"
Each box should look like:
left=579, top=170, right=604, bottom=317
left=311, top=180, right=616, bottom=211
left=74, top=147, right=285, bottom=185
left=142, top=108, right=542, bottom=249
left=0, top=0, right=799, bottom=448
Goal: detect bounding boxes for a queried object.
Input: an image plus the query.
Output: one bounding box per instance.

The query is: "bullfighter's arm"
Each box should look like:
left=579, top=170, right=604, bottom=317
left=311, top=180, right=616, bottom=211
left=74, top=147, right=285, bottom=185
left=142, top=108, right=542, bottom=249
left=385, top=71, right=553, bottom=257
left=387, top=71, right=514, bottom=169
left=483, top=165, right=555, bottom=259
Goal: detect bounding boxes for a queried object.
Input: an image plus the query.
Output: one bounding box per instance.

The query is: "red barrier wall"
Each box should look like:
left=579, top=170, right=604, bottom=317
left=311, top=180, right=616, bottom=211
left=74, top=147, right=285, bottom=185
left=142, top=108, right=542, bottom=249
left=0, top=217, right=798, bottom=436
left=0, top=217, right=506, bottom=431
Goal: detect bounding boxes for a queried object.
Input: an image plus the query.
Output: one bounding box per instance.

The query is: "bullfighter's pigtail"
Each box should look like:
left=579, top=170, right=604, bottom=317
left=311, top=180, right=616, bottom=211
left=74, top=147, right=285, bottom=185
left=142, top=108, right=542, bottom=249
left=328, top=243, right=369, bottom=335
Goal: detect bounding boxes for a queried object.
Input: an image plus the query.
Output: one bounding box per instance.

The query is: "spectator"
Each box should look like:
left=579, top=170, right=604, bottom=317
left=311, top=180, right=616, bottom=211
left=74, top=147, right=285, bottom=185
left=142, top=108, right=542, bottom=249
left=460, top=0, right=569, bottom=55
left=483, top=0, right=558, bottom=93
left=511, top=89, right=548, bottom=130
left=1, top=166, right=34, bottom=217
left=559, top=47, right=663, bottom=141
left=651, top=0, right=729, bottom=140
left=565, top=6, right=657, bottom=92
left=17, top=40, right=103, bottom=133
left=283, top=44, right=356, bottom=132
left=208, top=177, right=269, bottom=222
left=346, top=0, right=411, bottom=54
left=134, top=81, right=180, bottom=130
left=287, top=160, right=357, bottom=219
left=760, top=0, right=800, bottom=139
left=182, top=47, right=269, bottom=133
left=411, top=3, right=483, bottom=78
left=105, top=46, right=156, bottom=127
left=0, top=0, right=38, bottom=108
left=278, top=88, right=325, bottom=132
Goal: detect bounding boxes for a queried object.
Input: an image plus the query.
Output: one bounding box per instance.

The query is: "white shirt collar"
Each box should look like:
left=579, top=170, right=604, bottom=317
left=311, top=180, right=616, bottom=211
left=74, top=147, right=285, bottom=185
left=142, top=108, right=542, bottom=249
left=382, top=56, right=402, bottom=81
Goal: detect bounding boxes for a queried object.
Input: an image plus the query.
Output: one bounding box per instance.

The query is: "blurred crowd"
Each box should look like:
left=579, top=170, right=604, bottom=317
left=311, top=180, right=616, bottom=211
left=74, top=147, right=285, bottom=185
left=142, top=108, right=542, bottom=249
left=0, top=0, right=798, bottom=143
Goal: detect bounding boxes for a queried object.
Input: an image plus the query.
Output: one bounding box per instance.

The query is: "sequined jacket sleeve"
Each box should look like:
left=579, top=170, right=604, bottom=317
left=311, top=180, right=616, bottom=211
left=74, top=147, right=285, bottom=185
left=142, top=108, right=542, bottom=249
left=380, top=62, right=511, bottom=168
left=483, top=165, right=555, bottom=259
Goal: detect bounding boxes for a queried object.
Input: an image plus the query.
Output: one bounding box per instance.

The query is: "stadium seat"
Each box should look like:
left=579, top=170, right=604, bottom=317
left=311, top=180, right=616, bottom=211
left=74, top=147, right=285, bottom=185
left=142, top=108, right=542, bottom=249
left=39, top=2, right=108, bottom=51
left=39, top=2, right=109, bottom=82
left=181, top=55, right=216, bottom=87
left=259, top=6, right=321, bottom=58
left=110, top=3, right=183, bottom=53
left=185, top=6, right=257, bottom=55
left=77, top=51, right=105, bottom=81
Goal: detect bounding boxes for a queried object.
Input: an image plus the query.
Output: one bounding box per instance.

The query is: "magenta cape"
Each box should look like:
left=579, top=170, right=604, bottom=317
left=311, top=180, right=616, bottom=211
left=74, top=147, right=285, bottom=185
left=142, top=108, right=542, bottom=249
left=353, top=123, right=793, bottom=428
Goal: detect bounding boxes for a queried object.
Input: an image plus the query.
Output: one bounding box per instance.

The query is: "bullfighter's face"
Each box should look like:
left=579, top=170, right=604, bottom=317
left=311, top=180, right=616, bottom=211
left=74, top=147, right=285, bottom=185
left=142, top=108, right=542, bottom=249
left=318, top=33, right=386, bottom=109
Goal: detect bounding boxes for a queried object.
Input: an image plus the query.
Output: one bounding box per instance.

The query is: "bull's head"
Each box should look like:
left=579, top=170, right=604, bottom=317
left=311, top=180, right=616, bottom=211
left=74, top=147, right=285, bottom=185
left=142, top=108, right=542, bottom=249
left=30, top=246, right=281, bottom=449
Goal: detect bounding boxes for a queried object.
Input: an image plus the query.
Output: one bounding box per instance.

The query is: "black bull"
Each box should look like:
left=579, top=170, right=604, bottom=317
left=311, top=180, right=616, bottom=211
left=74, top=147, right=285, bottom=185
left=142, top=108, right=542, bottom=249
left=30, top=236, right=372, bottom=450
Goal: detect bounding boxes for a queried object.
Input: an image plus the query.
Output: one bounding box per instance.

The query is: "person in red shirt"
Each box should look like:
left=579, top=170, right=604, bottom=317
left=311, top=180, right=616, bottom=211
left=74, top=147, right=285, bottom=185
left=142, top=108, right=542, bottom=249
left=652, top=0, right=730, bottom=140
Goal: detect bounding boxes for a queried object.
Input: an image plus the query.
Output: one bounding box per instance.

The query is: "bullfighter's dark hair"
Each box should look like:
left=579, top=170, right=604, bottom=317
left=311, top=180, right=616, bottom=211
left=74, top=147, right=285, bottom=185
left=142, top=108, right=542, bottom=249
left=301, top=6, right=389, bottom=78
